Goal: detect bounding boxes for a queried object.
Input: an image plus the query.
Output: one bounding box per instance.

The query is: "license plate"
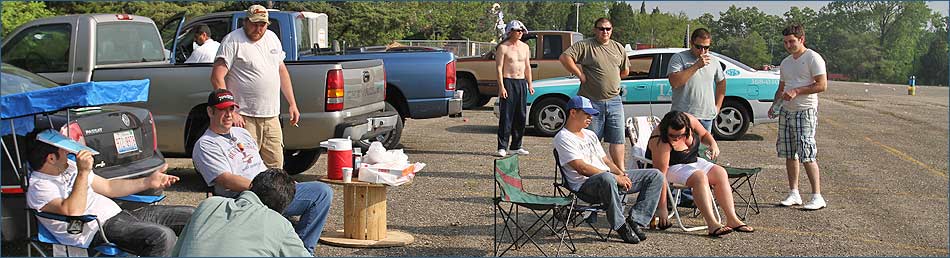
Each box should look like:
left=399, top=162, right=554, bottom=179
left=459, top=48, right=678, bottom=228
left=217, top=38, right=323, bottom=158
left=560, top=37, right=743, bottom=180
left=113, top=130, right=139, bottom=154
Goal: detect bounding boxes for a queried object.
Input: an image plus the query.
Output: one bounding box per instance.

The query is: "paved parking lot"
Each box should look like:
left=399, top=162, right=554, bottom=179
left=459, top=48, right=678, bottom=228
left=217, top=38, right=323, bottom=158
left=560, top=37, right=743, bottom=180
left=5, top=81, right=947, bottom=256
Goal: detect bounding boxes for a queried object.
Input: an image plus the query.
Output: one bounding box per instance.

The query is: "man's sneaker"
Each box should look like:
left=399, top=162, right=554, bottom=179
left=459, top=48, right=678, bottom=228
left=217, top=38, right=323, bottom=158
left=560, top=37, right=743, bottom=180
left=626, top=217, right=646, bottom=241
left=803, top=195, right=827, bottom=210
left=779, top=191, right=802, bottom=206
left=512, top=149, right=530, bottom=155
left=615, top=223, right=641, bottom=244
left=496, top=149, right=507, bottom=157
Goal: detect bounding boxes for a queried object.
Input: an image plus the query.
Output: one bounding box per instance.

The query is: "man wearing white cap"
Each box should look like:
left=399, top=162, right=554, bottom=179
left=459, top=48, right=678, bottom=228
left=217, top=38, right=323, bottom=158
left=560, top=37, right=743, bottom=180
left=495, top=20, right=534, bottom=157
left=211, top=5, right=300, bottom=169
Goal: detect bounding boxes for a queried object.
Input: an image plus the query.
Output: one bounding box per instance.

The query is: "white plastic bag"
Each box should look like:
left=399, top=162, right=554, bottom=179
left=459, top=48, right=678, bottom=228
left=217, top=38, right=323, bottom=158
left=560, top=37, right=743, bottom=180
left=363, top=142, right=408, bottom=165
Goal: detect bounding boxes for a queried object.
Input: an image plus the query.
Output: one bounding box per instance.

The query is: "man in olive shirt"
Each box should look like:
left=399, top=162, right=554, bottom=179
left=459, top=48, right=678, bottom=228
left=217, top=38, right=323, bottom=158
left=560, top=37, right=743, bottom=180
left=559, top=17, right=630, bottom=169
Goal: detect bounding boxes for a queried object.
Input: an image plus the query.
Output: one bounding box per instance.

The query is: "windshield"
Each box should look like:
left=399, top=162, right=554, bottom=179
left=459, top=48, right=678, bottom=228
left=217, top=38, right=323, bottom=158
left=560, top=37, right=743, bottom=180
left=1, top=64, right=59, bottom=96
left=710, top=52, right=756, bottom=72
left=96, top=22, right=166, bottom=65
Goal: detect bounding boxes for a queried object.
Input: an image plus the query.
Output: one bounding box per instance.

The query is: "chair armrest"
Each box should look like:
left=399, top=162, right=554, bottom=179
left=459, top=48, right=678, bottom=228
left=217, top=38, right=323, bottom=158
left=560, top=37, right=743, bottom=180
left=114, top=194, right=166, bottom=204
left=31, top=209, right=97, bottom=223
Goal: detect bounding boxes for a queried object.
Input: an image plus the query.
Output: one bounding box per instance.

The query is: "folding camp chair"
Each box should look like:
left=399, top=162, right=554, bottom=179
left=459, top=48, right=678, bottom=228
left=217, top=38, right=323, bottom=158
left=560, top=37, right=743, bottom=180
left=625, top=116, right=719, bottom=232
left=551, top=149, right=627, bottom=242
left=493, top=154, right=575, bottom=257
left=698, top=144, right=763, bottom=220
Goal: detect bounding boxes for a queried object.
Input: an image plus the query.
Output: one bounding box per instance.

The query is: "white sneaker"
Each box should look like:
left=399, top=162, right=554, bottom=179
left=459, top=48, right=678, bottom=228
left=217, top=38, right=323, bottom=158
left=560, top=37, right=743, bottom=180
left=512, top=149, right=530, bottom=155
left=779, top=191, right=803, bottom=206
left=803, top=195, right=827, bottom=210
left=496, top=149, right=507, bottom=157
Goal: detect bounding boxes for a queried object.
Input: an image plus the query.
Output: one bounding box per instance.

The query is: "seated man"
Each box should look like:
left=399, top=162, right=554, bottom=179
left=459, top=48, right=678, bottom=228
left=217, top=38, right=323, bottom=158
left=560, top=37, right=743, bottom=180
left=25, top=131, right=194, bottom=256
left=192, top=89, right=332, bottom=254
left=553, top=96, right=664, bottom=244
left=173, top=168, right=311, bottom=256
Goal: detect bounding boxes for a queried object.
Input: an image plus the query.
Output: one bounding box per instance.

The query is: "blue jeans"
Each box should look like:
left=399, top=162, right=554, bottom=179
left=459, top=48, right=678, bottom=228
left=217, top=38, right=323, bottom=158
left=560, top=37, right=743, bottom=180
left=91, top=205, right=195, bottom=256
left=587, top=96, right=625, bottom=144
left=698, top=119, right=713, bottom=133
left=577, top=169, right=663, bottom=230
left=284, top=181, right=333, bottom=253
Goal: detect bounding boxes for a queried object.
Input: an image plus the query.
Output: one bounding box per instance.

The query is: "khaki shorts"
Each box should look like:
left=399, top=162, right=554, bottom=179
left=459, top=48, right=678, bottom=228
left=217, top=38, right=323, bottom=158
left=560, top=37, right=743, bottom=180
left=242, top=116, right=283, bottom=168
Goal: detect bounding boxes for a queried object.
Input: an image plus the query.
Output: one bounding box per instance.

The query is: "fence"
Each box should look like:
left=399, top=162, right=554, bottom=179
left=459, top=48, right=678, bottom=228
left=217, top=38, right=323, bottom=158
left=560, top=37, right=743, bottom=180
left=395, top=40, right=495, bottom=58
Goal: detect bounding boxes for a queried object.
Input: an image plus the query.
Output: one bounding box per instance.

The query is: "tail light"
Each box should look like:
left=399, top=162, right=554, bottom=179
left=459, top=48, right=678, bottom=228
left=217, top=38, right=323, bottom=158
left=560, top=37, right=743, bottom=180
left=326, top=69, right=344, bottom=112
left=60, top=122, right=85, bottom=145
left=148, top=112, right=158, bottom=151
left=445, top=61, right=457, bottom=91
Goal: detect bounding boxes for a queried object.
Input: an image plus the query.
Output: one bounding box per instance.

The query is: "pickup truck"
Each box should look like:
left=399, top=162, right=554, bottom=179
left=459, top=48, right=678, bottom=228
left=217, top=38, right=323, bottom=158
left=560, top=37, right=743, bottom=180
left=164, top=10, right=462, bottom=123
left=455, top=30, right=582, bottom=108
left=2, top=14, right=399, bottom=174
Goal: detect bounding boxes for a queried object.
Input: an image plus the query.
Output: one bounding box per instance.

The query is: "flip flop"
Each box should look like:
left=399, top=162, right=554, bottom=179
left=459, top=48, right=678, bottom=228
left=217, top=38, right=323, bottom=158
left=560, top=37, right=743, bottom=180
left=707, top=226, right=733, bottom=237
left=732, top=224, right=755, bottom=233
left=657, top=220, right=673, bottom=231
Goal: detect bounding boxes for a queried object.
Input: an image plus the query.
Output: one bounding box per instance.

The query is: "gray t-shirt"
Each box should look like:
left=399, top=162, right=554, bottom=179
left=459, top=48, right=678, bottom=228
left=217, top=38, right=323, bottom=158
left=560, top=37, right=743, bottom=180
left=193, top=127, right=267, bottom=197
left=667, top=50, right=725, bottom=120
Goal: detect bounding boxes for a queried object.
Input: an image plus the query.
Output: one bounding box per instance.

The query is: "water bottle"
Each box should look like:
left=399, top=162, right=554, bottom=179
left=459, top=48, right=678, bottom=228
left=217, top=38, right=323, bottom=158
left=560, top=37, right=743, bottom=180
left=352, top=147, right=362, bottom=177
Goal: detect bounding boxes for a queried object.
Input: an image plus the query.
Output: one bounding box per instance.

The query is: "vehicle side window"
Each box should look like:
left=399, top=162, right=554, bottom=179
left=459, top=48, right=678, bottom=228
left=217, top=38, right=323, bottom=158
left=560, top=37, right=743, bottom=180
left=658, top=53, right=673, bottom=79
left=625, top=55, right=653, bottom=80
left=174, top=19, right=229, bottom=63
left=1, top=23, right=72, bottom=73
left=522, top=37, right=538, bottom=59
left=237, top=18, right=281, bottom=38
left=541, top=35, right=563, bottom=60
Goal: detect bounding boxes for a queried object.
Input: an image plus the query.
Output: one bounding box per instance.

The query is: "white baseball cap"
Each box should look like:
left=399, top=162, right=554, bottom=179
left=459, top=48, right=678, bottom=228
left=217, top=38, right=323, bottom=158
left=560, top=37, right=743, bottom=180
left=505, top=20, right=528, bottom=35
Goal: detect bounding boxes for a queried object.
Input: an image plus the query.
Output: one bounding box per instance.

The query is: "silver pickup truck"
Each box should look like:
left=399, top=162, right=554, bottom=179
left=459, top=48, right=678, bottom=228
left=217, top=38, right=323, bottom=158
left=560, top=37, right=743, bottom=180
left=1, top=14, right=399, bottom=174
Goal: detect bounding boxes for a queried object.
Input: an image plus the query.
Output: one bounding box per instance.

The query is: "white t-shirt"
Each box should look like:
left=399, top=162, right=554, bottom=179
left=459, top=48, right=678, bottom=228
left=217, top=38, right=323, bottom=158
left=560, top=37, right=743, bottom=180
left=185, top=39, right=221, bottom=64
left=780, top=49, right=826, bottom=111
left=26, top=160, right=122, bottom=248
left=192, top=127, right=268, bottom=197
left=553, top=129, right=610, bottom=191
left=215, top=29, right=286, bottom=117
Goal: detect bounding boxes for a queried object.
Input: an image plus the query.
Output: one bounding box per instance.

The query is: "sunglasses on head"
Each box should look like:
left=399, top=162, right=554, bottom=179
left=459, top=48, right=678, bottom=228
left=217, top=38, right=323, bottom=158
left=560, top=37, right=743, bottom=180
left=595, top=27, right=612, bottom=32
left=693, top=44, right=710, bottom=50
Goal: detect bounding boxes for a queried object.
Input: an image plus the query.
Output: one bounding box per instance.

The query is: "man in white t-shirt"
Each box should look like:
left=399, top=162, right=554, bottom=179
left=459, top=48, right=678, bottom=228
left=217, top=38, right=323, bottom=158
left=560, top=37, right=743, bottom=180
left=184, top=24, right=220, bottom=64
left=553, top=96, right=663, bottom=244
left=210, top=5, right=300, bottom=168
left=769, top=24, right=828, bottom=210
left=25, top=131, right=193, bottom=256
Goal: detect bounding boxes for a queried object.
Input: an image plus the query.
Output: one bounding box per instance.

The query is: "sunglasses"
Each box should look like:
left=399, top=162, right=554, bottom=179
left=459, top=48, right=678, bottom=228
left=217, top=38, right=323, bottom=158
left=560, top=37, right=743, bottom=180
left=693, top=44, right=711, bottom=50
left=511, top=29, right=524, bottom=33
left=595, top=27, right=612, bottom=32
left=667, top=128, right=690, bottom=140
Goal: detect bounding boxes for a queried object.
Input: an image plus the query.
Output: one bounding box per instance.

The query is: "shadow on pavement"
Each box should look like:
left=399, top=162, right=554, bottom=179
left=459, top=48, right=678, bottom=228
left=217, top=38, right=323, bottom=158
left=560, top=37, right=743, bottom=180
left=444, top=124, right=496, bottom=135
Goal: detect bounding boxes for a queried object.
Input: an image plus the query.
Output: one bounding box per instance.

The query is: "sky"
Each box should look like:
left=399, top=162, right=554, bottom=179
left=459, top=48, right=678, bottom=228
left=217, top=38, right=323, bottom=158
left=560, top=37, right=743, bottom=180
left=634, top=1, right=949, bottom=19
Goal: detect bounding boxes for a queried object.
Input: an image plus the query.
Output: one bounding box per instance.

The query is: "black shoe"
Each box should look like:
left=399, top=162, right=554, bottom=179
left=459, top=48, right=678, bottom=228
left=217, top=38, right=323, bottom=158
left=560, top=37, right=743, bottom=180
left=625, top=217, right=647, bottom=241
left=616, top=223, right=641, bottom=244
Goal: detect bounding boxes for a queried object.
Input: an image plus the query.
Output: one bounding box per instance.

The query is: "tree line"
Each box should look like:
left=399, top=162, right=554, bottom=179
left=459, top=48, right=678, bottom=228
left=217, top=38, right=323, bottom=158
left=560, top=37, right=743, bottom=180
left=2, top=1, right=947, bottom=85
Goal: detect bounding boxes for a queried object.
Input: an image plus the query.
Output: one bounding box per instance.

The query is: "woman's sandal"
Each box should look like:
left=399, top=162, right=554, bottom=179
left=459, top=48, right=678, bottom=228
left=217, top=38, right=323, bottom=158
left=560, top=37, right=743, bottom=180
left=707, top=226, right=733, bottom=237
left=732, top=224, right=755, bottom=233
left=657, top=220, right=673, bottom=231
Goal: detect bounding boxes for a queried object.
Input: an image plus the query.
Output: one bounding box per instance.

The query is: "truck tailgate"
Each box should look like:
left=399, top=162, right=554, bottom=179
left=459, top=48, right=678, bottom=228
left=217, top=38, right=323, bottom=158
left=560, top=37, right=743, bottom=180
left=339, top=59, right=386, bottom=109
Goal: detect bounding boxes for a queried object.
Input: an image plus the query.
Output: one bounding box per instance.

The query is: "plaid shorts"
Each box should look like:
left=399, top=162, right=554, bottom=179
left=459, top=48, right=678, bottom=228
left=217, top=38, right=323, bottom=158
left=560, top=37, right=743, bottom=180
left=776, top=108, right=818, bottom=162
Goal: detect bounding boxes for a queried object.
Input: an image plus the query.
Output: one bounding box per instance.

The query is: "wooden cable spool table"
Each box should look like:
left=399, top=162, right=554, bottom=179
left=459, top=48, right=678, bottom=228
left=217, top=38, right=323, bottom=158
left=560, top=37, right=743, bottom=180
left=317, top=176, right=413, bottom=248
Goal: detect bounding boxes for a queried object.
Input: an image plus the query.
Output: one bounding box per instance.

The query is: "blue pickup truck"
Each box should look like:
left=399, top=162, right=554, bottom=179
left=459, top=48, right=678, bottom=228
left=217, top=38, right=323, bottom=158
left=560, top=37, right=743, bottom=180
left=164, top=10, right=462, bottom=123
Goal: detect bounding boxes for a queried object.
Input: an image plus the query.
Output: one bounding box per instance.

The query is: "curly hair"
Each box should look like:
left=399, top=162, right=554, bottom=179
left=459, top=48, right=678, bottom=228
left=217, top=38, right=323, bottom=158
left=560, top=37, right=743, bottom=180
left=657, top=111, right=691, bottom=143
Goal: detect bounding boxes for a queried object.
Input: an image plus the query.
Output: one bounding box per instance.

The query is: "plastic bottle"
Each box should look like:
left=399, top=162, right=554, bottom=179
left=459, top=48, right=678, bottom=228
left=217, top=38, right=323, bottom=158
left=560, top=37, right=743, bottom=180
left=352, top=147, right=362, bottom=177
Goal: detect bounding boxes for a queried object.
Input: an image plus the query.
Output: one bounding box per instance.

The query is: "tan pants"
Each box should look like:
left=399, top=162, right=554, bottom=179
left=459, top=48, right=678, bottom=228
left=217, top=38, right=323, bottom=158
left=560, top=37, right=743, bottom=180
left=242, top=116, right=283, bottom=168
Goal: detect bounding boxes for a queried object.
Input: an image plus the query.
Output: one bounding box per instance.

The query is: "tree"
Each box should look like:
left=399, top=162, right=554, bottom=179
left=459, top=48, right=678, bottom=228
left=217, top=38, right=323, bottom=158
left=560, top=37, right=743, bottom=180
left=609, top=2, right=636, bottom=44
left=640, top=1, right=646, bottom=14
left=2, top=2, right=56, bottom=37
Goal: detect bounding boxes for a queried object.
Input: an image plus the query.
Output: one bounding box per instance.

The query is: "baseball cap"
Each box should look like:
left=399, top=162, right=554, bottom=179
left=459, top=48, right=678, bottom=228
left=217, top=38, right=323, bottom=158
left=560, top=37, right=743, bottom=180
left=208, top=89, right=239, bottom=110
left=505, top=20, right=528, bottom=35
left=567, top=96, right=600, bottom=116
left=246, top=5, right=269, bottom=23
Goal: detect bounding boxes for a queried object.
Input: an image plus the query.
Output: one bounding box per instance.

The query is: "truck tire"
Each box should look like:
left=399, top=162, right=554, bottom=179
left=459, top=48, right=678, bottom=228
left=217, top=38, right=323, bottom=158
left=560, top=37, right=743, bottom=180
left=355, top=102, right=403, bottom=150
left=713, top=99, right=751, bottom=140
left=458, top=77, right=484, bottom=109
left=530, top=97, right=568, bottom=137
left=283, top=149, right=322, bottom=175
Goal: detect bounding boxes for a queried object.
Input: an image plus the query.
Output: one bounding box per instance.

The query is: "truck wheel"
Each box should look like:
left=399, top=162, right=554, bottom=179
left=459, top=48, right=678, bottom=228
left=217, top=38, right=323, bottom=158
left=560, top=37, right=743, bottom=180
left=283, top=149, right=322, bottom=175
left=459, top=77, right=483, bottom=109
left=530, top=97, right=568, bottom=137
left=355, top=102, right=403, bottom=150
left=477, top=95, right=492, bottom=107
left=713, top=99, right=751, bottom=140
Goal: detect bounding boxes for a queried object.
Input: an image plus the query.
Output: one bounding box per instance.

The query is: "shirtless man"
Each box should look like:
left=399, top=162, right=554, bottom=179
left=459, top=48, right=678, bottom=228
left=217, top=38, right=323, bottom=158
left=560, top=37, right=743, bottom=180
left=495, top=20, right=535, bottom=157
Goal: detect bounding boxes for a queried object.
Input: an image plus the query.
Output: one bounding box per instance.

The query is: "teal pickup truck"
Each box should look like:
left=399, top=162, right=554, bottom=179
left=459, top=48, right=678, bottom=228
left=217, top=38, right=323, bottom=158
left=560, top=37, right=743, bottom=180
left=498, top=48, right=779, bottom=140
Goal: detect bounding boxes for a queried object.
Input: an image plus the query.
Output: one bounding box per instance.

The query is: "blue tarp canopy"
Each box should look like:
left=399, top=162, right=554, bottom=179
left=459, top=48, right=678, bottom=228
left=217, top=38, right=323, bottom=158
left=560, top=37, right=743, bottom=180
left=0, top=79, right=150, bottom=136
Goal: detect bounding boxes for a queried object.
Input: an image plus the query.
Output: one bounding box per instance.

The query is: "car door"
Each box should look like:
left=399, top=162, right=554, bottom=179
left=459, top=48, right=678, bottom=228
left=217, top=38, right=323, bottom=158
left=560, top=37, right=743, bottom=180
left=535, top=34, right=567, bottom=79
left=620, top=54, right=657, bottom=117
left=1, top=23, right=73, bottom=84
left=171, top=18, right=230, bottom=64
left=649, top=53, right=675, bottom=118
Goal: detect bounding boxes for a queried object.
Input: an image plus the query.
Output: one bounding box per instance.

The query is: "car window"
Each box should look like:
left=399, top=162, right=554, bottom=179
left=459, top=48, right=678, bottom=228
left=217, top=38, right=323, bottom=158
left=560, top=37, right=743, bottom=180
left=237, top=18, right=281, bottom=39
left=1, top=23, right=72, bottom=73
left=1, top=64, right=59, bottom=96
left=626, top=55, right=653, bottom=80
left=173, top=19, right=229, bottom=63
left=295, top=16, right=314, bottom=56
left=523, top=37, right=538, bottom=59
left=541, top=35, right=563, bottom=60
left=96, top=22, right=165, bottom=65
left=658, top=53, right=673, bottom=79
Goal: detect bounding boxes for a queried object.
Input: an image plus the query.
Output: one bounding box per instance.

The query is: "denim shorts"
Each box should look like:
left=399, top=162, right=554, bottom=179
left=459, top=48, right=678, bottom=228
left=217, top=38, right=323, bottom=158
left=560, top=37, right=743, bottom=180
left=586, top=96, right=625, bottom=144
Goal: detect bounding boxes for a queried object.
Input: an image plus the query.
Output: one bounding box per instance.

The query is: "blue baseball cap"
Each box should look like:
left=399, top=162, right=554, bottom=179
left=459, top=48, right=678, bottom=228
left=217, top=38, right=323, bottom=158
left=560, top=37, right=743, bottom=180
left=567, top=96, right=600, bottom=116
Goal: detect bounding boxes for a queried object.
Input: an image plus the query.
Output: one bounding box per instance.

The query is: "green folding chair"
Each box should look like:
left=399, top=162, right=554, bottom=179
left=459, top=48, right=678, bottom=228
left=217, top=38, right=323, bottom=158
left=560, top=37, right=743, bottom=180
left=493, top=154, right=576, bottom=257
left=699, top=145, right=763, bottom=220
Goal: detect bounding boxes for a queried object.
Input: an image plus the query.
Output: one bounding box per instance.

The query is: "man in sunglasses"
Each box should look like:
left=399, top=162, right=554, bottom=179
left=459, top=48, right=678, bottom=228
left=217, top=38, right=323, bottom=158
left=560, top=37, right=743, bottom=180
left=667, top=28, right=726, bottom=133
left=494, top=20, right=534, bottom=157
left=559, top=17, right=630, bottom=170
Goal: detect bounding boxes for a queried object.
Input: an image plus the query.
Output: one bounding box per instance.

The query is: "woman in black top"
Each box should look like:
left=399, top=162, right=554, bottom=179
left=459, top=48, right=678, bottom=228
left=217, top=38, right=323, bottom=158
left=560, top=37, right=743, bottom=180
left=646, top=111, right=752, bottom=236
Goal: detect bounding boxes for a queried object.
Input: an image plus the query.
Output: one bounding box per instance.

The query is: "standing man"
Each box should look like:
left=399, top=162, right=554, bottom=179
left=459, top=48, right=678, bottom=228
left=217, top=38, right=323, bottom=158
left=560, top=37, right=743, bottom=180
left=495, top=20, right=534, bottom=157
left=211, top=5, right=300, bottom=168
left=770, top=24, right=827, bottom=210
left=185, top=24, right=220, bottom=64
left=667, top=28, right=726, bottom=132
left=559, top=18, right=630, bottom=169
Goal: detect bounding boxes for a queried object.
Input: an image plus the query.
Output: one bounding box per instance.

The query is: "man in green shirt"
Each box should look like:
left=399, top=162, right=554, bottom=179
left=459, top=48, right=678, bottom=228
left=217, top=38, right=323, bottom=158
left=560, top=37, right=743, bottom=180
left=559, top=17, right=630, bottom=169
left=172, top=169, right=311, bottom=257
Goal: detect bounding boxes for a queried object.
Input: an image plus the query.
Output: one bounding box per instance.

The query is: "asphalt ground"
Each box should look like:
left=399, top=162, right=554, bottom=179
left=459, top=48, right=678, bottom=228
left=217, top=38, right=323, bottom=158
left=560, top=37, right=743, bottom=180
left=4, top=81, right=948, bottom=256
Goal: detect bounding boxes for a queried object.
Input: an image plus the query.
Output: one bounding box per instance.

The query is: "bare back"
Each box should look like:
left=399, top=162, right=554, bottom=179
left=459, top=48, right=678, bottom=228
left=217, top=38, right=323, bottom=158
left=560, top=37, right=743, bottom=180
left=496, top=41, right=530, bottom=79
